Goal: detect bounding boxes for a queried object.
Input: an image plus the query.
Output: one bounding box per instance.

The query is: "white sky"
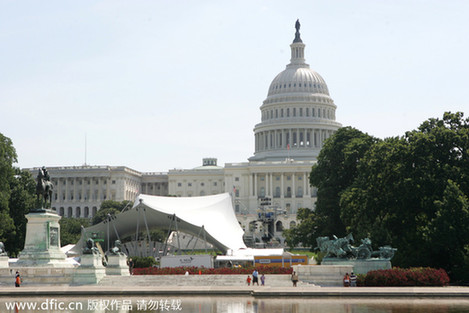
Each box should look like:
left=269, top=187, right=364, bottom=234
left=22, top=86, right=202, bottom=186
left=1, top=1, right=468, bottom=172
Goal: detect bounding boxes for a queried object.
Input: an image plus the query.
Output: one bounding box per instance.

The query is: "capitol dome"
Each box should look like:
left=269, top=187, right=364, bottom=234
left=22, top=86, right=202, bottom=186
left=267, top=66, right=330, bottom=97
left=250, top=20, right=341, bottom=162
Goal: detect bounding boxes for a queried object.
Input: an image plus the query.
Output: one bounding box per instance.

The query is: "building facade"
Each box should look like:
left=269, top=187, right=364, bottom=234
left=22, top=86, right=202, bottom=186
left=26, top=22, right=341, bottom=245
left=28, top=166, right=167, bottom=218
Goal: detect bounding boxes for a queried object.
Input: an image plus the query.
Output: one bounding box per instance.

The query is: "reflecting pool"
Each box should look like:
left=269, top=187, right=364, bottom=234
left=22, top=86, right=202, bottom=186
left=2, top=297, right=469, bottom=313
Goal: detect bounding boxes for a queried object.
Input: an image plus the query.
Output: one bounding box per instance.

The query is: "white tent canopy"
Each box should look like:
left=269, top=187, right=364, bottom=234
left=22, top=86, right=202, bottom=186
left=74, top=193, right=246, bottom=253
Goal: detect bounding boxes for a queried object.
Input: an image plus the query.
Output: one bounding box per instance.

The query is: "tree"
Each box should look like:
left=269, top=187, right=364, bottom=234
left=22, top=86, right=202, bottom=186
left=0, top=134, right=17, bottom=245
left=6, top=169, right=35, bottom=255
left=283, top=208, right=321, bottom=249
left=60, top=217, right=90, bottom=246
left=424, top=180, right=469, bottom=278
left=0, top=134, right=36, bottom=256
left=339, top=112, right=469, bottom=280
left=92, top=200, right=132, bottom=225
left=310, top=127, right=377, bottom=237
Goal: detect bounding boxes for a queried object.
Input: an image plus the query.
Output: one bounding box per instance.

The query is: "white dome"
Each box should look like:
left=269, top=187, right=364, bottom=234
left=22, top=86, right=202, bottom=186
left=250, top=21, right=341, bottom=163
left=268, top=66, right=330, bottom=96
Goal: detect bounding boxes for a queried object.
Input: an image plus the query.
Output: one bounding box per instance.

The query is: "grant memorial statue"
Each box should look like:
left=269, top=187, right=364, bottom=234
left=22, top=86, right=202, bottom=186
left=316, top=234, right=397, bottom=274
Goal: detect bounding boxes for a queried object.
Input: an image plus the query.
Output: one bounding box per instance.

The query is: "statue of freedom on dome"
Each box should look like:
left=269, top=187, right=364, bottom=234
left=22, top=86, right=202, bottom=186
left=294, top=19, right=302, bottom=43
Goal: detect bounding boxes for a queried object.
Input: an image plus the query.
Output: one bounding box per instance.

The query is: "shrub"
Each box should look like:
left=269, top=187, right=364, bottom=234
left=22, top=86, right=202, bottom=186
left=133, top=265, right=293, bottom=275
left=131, top=256, right=157, bottom=268
left=364, top=267, right=450, bottom=286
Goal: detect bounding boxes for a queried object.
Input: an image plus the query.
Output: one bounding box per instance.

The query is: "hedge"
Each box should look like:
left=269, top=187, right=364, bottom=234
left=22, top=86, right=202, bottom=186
left=364, top=267, right=450, bottom=286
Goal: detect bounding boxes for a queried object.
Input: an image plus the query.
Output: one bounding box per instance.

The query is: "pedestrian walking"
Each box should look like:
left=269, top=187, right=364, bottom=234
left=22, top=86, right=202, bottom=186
left=343, top=273, right=350, bottom=287
left=252, top=269, right=259, bottom=286
left=15, top=271, right=21, bottom=287
left=128, top=258, right=134, bottom=275
left=291, top=271, right=298, bottom=287
left=350, top=272, right=357, bottom=287
left=260, top=274, right=265, bottom=286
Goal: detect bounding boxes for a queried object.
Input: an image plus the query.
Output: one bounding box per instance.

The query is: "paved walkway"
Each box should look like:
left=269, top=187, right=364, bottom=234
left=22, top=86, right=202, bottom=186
left=1, top=285, right=469, bottom=298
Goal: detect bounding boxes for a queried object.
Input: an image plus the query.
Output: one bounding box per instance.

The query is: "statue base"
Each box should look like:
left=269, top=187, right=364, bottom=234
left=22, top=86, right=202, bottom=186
left=293, top=265, right=353, bottom=287
left=321, top=258, right=391, bottom=275
left=16, top=211, right=73, bottom=268
left=0, top=256, right=8, bottom=268
left=72, top=254, right=106, bottom=285
left=106, top=254, right=130, bottom=276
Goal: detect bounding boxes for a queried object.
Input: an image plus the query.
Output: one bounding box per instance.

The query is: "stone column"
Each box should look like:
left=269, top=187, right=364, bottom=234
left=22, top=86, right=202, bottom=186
left=269, top=173, right=273, bottom=198
left=81, top=178, right=85, bottom=203
left=98, top=178, right=103, bottom=202
left=281, top=173, right=284, bottom=198
left=303, top=172, right=308, bottom=196
left=292, top=173, right=296, bottom=198
left=56, top=178, right=62, bottom=204
left=254, top=174, right=257, bottom=198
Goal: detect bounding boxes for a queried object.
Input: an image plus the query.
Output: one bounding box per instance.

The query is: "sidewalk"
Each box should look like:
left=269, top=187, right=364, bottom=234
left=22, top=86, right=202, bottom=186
left=1, top=285, right=469, bottom=298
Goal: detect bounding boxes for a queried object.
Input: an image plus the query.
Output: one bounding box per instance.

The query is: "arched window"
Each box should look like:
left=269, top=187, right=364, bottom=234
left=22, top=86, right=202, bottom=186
left=290, top=221, right=297, bottom=228
left=67, top=207, right=73, bottom=217
left=84, top=207, right=89, bottom=218
left=286, top=187, right=292, bottom=198
left=92, top=207, right=98, bottom=217
left=76, top=207, right=81, bottom=218
left=260, top=187, right=265, bottom=198
left=276, top=221, right=284, bottom=232
left=59, top=207, right=64, bottom=216
left=275, top=187, right=281, bottom=198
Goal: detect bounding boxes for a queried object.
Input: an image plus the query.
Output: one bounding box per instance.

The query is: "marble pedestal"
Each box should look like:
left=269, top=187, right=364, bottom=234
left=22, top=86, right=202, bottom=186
left=0, top=256, right=9, bottom=268
left=72, top=254, right=106, bottom=285
left=321, top=258, right=391, bottom=275
left=16, top=211, right=73, bottom=268
left=106, top=254, right=130, bottom=276
left=293, top=265, right=353, bottom=286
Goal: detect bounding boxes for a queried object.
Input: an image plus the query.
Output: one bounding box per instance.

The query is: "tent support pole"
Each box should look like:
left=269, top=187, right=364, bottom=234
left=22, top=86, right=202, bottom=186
left=202, top=225, right=208, bottom=254
left=142, top=208, right=152, bottom=249
left=162, top=214, right=175, bottom=257
left=135, top=207, right=140, bottom=243
left=111, top=216, right=121, bottom=242
left=174, top=215, right=181, bottom=255
left=191, top=227, right=204, bottom=254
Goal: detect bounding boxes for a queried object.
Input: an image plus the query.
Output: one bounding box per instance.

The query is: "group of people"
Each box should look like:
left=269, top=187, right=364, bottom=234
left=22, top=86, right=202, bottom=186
left=246, top=270, right=265, bottom=286
left=343, top=272, right=357, bottom=287
left=246, top=270, right=299, bottom=287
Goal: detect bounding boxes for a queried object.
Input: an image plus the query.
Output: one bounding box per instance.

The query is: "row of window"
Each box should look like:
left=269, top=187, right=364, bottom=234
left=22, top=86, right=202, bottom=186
left=54, top=206, right=98, bottom=218
left=53, top=179, right=117, bottom=185
left=177, top=181, right=221, bottom=187
left=270, top=82, right=327, bottom=94
left=262, top=106, right=334, bottom=121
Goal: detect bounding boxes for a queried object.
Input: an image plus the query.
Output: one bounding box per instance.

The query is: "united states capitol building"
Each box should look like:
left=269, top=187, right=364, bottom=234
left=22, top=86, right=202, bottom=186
left=28, top=22, right=341, bottom=245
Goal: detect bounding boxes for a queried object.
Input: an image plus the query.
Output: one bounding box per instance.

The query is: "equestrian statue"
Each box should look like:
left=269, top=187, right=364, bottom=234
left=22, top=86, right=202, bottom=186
left=35, top=166, right=54, bottom=210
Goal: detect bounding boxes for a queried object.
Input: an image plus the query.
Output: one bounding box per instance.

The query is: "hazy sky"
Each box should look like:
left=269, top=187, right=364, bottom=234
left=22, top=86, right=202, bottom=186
left=1, top=1, right=468, bottom=172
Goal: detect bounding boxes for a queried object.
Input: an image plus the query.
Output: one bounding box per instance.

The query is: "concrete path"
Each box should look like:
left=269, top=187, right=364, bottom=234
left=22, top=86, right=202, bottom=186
left=1, top=285, right=469, bottom=298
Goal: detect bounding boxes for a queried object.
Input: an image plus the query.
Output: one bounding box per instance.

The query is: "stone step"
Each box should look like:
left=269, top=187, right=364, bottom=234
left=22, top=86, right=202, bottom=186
left=98, top=274, right=309, bottom=287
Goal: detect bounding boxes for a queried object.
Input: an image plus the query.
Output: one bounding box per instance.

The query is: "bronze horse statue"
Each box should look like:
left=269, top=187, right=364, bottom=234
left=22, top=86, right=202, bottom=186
left=36, top=167, right=53, bottom=208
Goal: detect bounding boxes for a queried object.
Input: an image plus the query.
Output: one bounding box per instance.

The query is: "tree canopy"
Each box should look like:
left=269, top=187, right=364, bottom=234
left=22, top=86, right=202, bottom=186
left=0, top=133, right=36, bottom=256
left=92, top=200, right=132, bottom=225
left=289, top=112, right=469, bottom=281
